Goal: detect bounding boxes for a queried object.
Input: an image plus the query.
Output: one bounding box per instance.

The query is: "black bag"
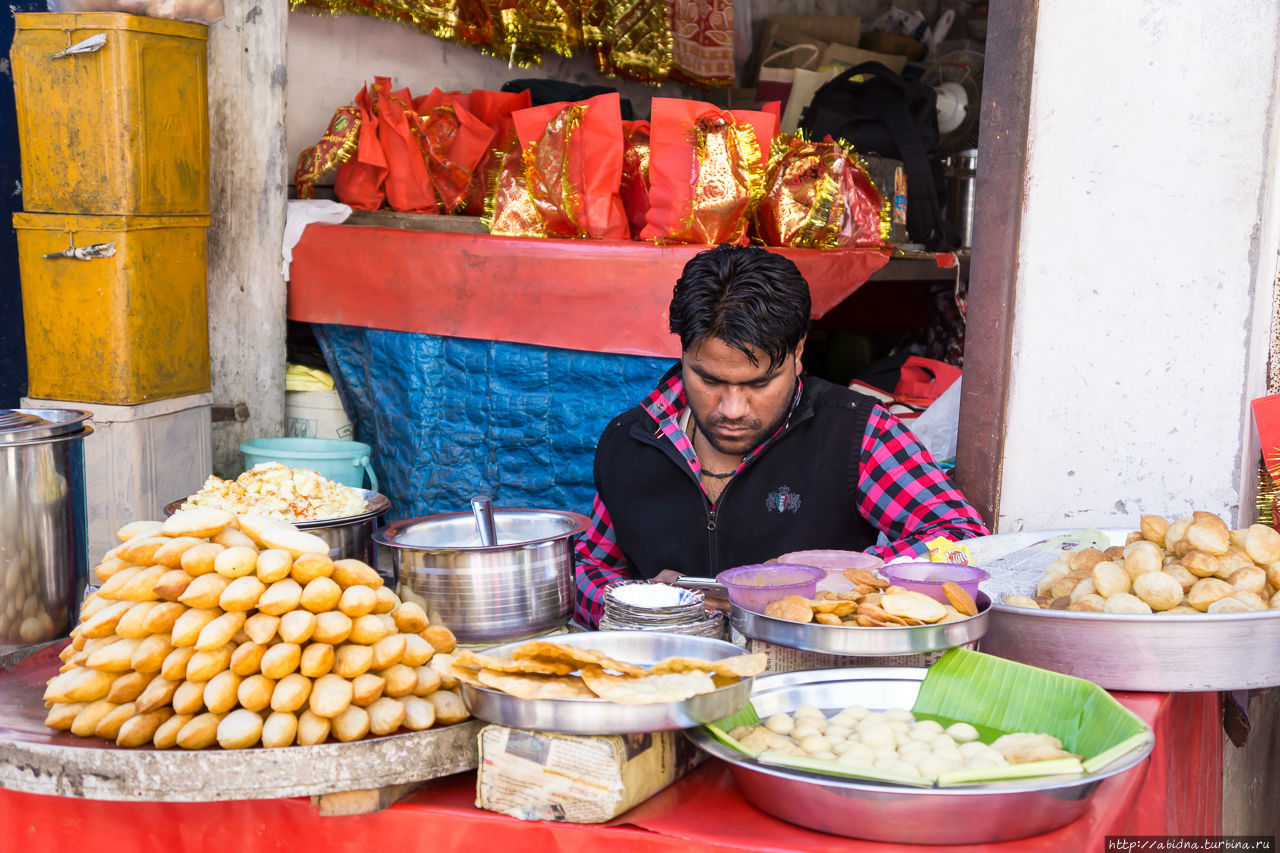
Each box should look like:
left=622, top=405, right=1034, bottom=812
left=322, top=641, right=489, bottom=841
left=800, top=62, right=955, bottom=250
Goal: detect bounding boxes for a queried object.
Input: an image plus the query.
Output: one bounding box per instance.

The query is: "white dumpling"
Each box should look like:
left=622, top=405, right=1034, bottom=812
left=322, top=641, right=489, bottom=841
left=872, top=745, right=899, bottom=761
left=912, top=719, right=944, bottom=734
left=812, top=750, right=837, bottom=761
left=888, top=760, right=921, bottom=776
left=884, top=708, right=915, bottom=722
left=934, top=746, right=964, bottom=764
left=858, top=723, right=896, bottom=749
left=794, top=704, right=825, bottom=721
left=957, top=741, right=989, bottom=759
left=825, top=724, right=852, bottom=741
left=837, top=743, right=875, bottom=766
left=929, top=733, right=958, bottom=751
left=791, top=723, right=821, bottom=741
left=873, top=757, right=900, bottom=770
left=899, top=739, right=930, bottom=754
left=857, top=712, right=888, bottom=729
left=799, top=734, right=828, bottom=754
left=841, top=705, right=870, bottom=721
left=915, top=754, right=956, bottom=779
left=888, top=720, right=911, bottom=736
left=907, top=725, right=938, bottom=742
left=977, top=748, right=1008, bottom=766
left=763, top=713, right=795, bottom=735
left=831, top=740, right=852, bottom=755
left=946, top=722, right=981, bottom=743
left=964, top=756, right=1000, bottom=771
left=896, top=749, right=928, bottom=767
left=828, top=711, right=858, bottom=728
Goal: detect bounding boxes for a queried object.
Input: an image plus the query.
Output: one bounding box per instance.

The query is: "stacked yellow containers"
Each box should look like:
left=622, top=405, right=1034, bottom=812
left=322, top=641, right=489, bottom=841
left=10, top=12, right=211, bottom=404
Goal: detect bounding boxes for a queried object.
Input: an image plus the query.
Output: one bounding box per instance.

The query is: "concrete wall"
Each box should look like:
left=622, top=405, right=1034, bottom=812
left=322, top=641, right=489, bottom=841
left=996, top=0, right=1280, bottom=530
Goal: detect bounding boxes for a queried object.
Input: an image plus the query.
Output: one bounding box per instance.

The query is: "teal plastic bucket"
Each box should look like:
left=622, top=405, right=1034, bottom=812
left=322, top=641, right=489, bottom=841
left=239, top=438, right=378, bottom=493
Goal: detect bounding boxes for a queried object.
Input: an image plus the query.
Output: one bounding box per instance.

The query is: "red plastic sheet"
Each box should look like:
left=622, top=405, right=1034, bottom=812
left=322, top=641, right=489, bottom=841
left=286, top=228, right=893, bottom=358
left=0, top=691, right=1220, bottom=853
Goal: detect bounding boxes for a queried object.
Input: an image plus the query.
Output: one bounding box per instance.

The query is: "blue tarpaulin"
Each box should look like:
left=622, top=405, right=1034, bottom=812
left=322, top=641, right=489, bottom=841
left=313, top=324, right=671, bottom=522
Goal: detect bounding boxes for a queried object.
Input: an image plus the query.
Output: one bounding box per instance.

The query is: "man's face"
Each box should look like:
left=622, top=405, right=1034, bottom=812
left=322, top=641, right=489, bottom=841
left=682, top=335, right=805, bottom=457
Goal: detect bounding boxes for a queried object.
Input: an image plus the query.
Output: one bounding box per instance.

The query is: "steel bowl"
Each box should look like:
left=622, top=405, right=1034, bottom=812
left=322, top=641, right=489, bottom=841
left=375, top=509, right=589, bottom=644
left=458, top=630, right=754, bottom=733
left=730, top=592, right=990, bottom=656
left=967, top=528, right=1280, bottom=691
left=685, top=667, right=1153, bottom=845
left=164, top=490, right=391, bottom=578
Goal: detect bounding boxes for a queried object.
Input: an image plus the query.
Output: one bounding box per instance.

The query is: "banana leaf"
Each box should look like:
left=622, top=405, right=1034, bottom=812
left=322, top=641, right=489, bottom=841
left=703, top=703, right=760, bottom=754
left=912, top=648, right=1152, bottom=762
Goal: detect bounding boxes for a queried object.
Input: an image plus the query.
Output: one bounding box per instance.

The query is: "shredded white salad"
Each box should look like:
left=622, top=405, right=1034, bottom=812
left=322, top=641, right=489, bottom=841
left=180, top=462, right=368, bottom=521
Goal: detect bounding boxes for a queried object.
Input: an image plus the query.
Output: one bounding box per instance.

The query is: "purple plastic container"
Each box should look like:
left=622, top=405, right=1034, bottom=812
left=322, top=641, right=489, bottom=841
left=715, top=564, right=827, bottom=612
left=880, top=562, right=990, bottom=604
left=775, top=549, right=885, bottom=576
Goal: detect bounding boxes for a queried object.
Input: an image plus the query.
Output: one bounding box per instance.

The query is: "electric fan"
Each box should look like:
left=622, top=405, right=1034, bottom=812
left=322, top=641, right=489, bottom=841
left=923, top=50, right=983, bottom=154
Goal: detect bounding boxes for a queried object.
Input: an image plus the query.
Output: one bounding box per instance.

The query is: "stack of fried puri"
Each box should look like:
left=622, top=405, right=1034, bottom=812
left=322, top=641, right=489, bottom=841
left=762, top=569, right=978, bottom=627
left=1004, top=512, right=1280, bottom=615
left=42, top=508, right=470, bottom=749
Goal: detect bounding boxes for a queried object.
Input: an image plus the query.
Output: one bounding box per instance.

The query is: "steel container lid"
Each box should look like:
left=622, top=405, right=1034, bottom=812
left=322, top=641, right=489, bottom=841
left=375, top=509, right=589, bottom=550
left=0, top=408, right=93, bottom=444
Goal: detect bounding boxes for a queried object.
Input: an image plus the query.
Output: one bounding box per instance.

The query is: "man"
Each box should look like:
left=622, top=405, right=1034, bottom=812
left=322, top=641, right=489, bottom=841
left=574, top=244, right=989, bottom=627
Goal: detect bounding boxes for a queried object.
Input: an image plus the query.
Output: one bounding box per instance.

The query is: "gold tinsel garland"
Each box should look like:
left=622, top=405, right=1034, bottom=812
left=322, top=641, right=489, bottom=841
left=292, top=0, right=675, bottom=84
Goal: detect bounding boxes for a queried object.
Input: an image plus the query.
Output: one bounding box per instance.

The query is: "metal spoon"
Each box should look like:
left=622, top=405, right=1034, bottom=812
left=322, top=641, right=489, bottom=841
left=471, top=494, right=498, bottom=547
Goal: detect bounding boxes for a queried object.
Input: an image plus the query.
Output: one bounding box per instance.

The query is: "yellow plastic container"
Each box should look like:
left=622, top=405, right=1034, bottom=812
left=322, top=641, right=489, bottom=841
left=10, top=13, right=208, bottom=215
left=14, top=212, right=211, bottom=405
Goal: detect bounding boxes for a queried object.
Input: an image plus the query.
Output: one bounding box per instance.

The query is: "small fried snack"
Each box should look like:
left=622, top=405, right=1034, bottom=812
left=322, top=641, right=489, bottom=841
left=942, top=582, right=978, bottom=617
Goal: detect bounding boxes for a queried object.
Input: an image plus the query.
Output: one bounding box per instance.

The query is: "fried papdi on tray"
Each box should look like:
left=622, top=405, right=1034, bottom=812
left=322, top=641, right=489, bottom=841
left=476, top=669, right=597, bottom=699
left=579, top=666, right=716, bottom=705
left=453, top=649, right=576, bottom=676
left=647, top=652, right=766, bottom=678
left=509, top=640, right=647, bottom=677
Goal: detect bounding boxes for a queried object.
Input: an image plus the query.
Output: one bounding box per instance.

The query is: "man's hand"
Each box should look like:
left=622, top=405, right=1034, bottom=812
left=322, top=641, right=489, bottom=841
left=649, top=569, right=730, bottom=612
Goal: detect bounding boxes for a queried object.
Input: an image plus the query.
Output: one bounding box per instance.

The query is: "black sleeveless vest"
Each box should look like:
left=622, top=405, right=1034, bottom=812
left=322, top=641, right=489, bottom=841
left=593, top=375, right=881, bottom=579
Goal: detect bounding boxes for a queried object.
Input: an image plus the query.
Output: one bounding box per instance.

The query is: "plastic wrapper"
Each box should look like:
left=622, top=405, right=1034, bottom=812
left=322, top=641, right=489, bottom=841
left=512, top=92, right=628, bottom=240
left=47, top=0, right=224, bottom=24
left=375, top=77, right=439, bottom=213
left=619, top=120, right=651, bottom=240
left=311, top=324, right=670, bottom=521
left=461, top=89, right=533, bottom=216
left=334, top=85, right=388, bottom=211
left=754, top=134, right=889, bottom=249
left=413, top=89, right=498, bottom=214
left=294, top=107, right=362, bottom=200
left=485, top=142, right=546, bottom=238
left=641, top=98, right=777, bottom=245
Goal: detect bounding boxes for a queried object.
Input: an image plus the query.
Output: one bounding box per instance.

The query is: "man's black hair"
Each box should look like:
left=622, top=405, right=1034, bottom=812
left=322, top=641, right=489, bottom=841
left=668, top=244, right=811, bottom=370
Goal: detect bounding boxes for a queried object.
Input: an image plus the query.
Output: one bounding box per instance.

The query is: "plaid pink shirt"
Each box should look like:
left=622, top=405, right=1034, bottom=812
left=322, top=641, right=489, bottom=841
left=574, top=372, right=989, bottom=627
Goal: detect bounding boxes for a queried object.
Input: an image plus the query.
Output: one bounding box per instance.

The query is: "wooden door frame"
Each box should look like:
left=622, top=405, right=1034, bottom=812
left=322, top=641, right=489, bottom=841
left=953, top=0, right=1038, bottom=529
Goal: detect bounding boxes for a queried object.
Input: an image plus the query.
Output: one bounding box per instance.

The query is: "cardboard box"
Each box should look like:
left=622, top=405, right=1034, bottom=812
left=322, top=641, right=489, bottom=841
left=476, top=726, right=701, bottom=823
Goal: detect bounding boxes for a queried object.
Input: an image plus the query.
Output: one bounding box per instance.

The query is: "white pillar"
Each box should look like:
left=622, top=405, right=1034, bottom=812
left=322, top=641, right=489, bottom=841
left=997, top=0, right=1280, bottom=529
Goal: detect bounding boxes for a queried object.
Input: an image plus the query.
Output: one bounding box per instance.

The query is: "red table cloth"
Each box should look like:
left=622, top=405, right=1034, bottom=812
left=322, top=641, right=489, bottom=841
left=0, top=690, right=1220, bottom=853
left=287, top=228, right=894, bottom=358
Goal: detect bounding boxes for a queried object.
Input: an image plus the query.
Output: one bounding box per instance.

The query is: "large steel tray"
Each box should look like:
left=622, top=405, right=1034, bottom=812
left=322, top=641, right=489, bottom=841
left=0, top=645, right=479, bottom=802
left=729, top=592, right=990, bottom=656
left=969, top=528, right=1280, bottom=691
left=685, top=667, right=1152, bottom=845
left=458, top=631, right=754, bottom=734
